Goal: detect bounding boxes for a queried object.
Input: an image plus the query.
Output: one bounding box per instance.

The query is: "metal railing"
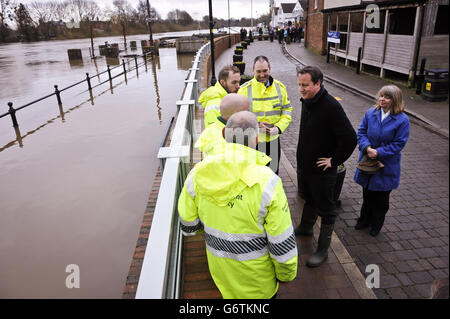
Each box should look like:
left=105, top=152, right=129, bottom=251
left=135, top=42, right=210, bottom=299
left=0, top=51, right=154, bottom=131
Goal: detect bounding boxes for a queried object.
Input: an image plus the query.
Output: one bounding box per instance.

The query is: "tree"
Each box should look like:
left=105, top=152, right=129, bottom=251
left=65, top=0, right=100, bottom=24
left=0, top=0, right=14, bottom=42
left=136, top=0, right=160, bottom=24
left=13, top=3, right=37, bottom=41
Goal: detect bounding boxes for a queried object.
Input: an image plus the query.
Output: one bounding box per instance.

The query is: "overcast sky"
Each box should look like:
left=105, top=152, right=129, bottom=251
left=103, top=0, right=272, bottom=20
left=18, top=0, right=277, bottom=20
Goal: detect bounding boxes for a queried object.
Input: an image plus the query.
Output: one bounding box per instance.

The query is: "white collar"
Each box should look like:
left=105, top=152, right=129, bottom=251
left=381, top=108, right=390, bottom=121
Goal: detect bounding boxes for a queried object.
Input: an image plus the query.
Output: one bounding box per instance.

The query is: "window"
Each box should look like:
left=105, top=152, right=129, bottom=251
left=388, top=7, right=416, bottom=35
left=314, top=0, right=318, bottom=10
left=434, top=5, right=449, bottom=35
left=350, top=12, right=364, bottom=33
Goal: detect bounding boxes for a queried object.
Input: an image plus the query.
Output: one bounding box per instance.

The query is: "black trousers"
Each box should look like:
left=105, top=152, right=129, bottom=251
left=257, top=138, right=281, bottom=175
left=301, top=170, right=337, bottom=225
left=358, top=187, right=391, bottom=232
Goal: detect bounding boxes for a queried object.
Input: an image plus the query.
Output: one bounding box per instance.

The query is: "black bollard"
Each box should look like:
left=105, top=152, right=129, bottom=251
left=8, top=102, right=19, bottom=128
left=86, top=73, right=92, bottom=91
left=122, top=59, right=126, bottom=75
left=356, top=47, right=362, bottom=74
left=326, top=42, right=331, bottom=64
left=134, top=56, right=138, bottom=70
left=416, top=58, right=426, bottom=95
left=54, top=85, right=62, bottom=105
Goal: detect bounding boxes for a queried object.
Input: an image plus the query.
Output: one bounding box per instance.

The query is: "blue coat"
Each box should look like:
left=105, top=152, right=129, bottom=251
left=354, top=107, right=410, bottom=191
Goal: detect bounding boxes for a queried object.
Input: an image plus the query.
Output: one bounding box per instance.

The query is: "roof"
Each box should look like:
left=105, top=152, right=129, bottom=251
left=281, top=3, right=297, bottom=13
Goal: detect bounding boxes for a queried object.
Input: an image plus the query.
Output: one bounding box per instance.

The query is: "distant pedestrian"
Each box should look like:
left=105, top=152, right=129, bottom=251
left=354, top=85, right=410, bottom=236
left=295, top=66, right=357, bottom=268
left=277, top=27, right=283, bottom=44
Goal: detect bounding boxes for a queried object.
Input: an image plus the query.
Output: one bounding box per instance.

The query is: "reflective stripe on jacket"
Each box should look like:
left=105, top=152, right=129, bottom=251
left=238, top=77, right=292, bottom=142
left=178, top=143, right=298, bottom=299
left=198, top=82, right=228, bottom=128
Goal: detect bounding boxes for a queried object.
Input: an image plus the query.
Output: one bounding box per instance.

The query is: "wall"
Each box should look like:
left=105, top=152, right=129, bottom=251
left=306, top=0, right=327, bottom=55
left=202, top=33, right=241, bottom=89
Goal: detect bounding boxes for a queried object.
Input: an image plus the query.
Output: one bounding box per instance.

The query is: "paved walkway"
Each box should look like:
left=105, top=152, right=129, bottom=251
left=232, top=39, right=448, bottom=299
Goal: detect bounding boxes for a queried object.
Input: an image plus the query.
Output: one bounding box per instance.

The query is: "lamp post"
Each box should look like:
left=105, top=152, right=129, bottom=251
left=227, top=0, right=231, bottom=48
left=208, top=0, right=216, bottom=85
left=251, top=0, right=253, bottom=29
left=146, top=0, right=153, bottom=43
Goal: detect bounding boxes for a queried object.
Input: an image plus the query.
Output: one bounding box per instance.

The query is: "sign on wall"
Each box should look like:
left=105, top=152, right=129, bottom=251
left=327, top=31, right=341, bottom=43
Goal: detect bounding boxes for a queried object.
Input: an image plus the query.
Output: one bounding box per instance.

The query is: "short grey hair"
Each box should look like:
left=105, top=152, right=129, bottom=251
left=224, top=111, right=259, bottom=147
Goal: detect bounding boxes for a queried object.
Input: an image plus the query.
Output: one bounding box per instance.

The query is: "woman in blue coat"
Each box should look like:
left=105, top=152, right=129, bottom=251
left=354, top=85, right=410, bottom=236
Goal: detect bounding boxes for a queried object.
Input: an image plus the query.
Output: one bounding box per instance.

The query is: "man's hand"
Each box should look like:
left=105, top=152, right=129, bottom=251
left=266, top=126, right=280, bottom=136
left=366, top=147, right=378, bottom=159
left=316, top=157, right=332, bottom=171
left=259, top=122, right=279, bottom=135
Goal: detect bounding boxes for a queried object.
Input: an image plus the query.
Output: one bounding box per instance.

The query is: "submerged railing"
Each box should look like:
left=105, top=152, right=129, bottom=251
left=135, top=42, right=209, bottom=299
left=0, top=51, right=154, bottom=130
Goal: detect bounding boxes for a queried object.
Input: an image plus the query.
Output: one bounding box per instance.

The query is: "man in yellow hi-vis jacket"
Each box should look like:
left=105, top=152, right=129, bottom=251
left=199, top=65, right=241, bottom=128
left=238, top=56, right=292, bottom=174
left=178, top=111, right=298, bottom=299
left=194, top=93, right=249, bottom=156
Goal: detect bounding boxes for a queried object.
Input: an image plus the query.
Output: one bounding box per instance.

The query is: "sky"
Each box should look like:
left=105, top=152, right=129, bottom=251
left=17, top=0, right=278, bottom=20
left=100, top=0, right=272, bottom=20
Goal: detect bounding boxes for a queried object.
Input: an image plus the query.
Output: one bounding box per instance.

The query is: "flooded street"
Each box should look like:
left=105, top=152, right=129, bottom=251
left=0, top=32, right=196, bottom=298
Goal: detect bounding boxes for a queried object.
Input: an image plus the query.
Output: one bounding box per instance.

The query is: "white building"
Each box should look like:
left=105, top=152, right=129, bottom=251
left=270, top=0, right=304, bottom=28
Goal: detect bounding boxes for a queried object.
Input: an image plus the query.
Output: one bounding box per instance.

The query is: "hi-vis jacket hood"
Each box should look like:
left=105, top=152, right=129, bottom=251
left=194, top=142, right=271, bottom=206
left=178, top=142, right=298, bottom=299
left=198, top=82, right=228, bottom=128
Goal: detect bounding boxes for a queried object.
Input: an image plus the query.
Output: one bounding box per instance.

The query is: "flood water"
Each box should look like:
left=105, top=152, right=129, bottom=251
left=0, top=32, right=197, bottom=298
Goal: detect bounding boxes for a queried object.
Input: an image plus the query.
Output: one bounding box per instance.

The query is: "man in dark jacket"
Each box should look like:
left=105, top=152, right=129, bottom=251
left=295, top=66, right=357, bottom=268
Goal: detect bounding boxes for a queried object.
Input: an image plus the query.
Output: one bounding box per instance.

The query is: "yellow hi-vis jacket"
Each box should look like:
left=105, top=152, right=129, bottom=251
left=238, top=76, right=292, bottom=142
left=198, top=82, right=227, bottom=128
left=178, top=142, right=298, bottom=299
left=194, top=118, right=226, bottom=156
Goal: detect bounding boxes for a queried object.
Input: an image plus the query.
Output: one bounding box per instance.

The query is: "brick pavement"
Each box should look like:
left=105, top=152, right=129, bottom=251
left=236, top=40, right=449, bottom=299
left=182, top=102, right=374, bottom=299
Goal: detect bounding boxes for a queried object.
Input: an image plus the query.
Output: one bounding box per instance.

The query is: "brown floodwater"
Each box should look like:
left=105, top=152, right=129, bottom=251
left=0, top=32, right=196, bottom=298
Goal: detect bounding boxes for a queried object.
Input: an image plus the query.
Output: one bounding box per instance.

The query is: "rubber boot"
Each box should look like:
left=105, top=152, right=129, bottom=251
left=306, top=223, right=334, bottom=268
left=294, top=204, right=317, bottom=237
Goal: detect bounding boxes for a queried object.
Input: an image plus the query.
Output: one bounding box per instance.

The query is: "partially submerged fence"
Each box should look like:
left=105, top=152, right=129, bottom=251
left=0, top=51, right=154, bottom=130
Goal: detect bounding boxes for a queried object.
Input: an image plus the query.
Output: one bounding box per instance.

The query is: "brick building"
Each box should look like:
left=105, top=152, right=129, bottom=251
left=304, top=0, right=449, bottom=85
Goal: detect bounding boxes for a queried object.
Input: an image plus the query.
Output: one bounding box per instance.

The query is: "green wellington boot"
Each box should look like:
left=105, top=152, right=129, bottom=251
left=294, top=205, right=318, bottom=237
left=306, top=223, right=334, bottom=268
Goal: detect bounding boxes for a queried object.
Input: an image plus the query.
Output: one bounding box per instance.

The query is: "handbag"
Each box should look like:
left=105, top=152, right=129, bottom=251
left=357, top=154, right=384, bottom=175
